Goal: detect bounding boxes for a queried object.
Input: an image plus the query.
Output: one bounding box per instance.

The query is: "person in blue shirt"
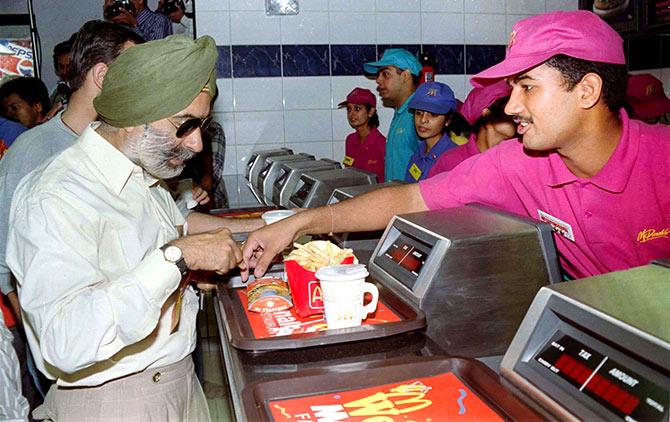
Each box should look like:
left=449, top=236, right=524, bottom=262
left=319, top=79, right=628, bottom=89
left=364, top=48, right=422, bottom=181
left=404, top=81, right=458, bottom=182
left=0, top=116, right=26, bottom=159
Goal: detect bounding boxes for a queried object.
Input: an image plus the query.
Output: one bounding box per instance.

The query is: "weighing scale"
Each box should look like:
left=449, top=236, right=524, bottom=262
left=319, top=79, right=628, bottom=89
left=367, top=205, right=562, bottom=357
left=501, top=262, right=669, bottom=421
left=257, top=153, right=314, bottom=205
left=271, top=159, right=341, bottom=207
left=287, top=167, right=378, bottom=209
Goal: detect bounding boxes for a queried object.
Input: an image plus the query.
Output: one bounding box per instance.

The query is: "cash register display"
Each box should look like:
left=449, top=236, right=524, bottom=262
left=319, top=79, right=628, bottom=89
left=246, top=154, right=257, bottom=174
left=382, top=233, right=430, bottom=287
left=290, top=178, right=313, bottom=206
left=274, top=168, right=289, bottom=189
left=534, top=333, right=668, bottom=421
left=329, top=191, right=349, bottom=204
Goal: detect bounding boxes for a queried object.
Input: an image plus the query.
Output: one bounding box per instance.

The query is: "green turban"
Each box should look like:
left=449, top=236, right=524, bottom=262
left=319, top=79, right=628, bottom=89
left=94, top=34, right=217, bottom=128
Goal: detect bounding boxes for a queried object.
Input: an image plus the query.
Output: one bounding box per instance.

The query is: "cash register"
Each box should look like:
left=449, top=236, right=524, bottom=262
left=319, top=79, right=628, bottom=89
left=257, top=153, right=314, bottom=205
left=367, top=205, right=562, bottom=357
left=287, top=167, right=378, bottom=209
left=501, top=261, right=669, bottom=421
left=245, top=148, right=293, bottom=203
left=271, top=159, right=341, bottom=207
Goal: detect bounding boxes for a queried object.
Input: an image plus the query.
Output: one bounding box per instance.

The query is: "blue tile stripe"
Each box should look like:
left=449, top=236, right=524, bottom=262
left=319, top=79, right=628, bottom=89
left=220, top=43, right=506, bottom=78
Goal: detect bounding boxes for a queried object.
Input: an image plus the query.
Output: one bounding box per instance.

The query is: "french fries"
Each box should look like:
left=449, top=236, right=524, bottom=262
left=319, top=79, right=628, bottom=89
left=285, top=240, right=356, bottom=272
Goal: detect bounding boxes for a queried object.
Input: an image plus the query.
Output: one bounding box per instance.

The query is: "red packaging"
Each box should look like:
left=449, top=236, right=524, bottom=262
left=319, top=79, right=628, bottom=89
left=285, top=256, right=355, bottom=317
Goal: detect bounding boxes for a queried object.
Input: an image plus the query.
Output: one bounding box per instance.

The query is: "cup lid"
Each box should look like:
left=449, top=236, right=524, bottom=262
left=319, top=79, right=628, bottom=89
left=316, top=264, right=369, bottom=281
left=261, top=209, right=296, bottom=224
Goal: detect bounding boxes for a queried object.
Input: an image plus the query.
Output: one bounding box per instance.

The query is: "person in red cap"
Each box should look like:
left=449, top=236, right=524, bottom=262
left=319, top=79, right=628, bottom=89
left=241, top=10, right=670, bottom=282
left=625, top=73, right=670, bottom=124
left=427, top=80, right=515, bottom=177
left=338, top=87, right=385, bottom=182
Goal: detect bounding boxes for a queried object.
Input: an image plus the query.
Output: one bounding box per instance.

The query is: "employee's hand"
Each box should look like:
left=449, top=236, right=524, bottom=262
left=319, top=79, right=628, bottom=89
left=171, top=227, right=243, bottom=274
left=242, top=219, right=298, bottom=280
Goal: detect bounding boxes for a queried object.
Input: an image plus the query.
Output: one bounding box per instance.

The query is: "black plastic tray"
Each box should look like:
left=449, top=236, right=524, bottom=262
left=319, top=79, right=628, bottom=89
left=242, top=355, right=541, bottom=421
left=217, top=281, right=426, bottom=351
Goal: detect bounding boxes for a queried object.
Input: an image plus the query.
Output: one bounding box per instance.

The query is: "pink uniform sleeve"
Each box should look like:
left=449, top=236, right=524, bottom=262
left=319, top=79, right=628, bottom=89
left=419, top=145, right=521, bottom=212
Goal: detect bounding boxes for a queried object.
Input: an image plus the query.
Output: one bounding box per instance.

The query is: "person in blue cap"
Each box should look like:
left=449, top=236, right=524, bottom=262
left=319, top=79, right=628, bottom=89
left=404, top=81, right=458, bottom=182
left=364, top=48, right=422, bottom=181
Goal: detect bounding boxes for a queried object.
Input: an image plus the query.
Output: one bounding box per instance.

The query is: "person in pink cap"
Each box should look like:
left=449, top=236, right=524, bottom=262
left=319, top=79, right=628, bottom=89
left=427, top=80, right=515, bottom=177
left=241, top=10, right=670, bottom=282
left=339, top=87, right=386, bottom=182
left=625, top=73, right=670, bottom=124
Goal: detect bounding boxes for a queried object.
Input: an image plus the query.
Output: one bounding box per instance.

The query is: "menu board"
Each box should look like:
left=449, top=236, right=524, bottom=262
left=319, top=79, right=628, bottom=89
left=268, top=372, right=503, bottom=421
left=535, top=333, right=668, bottom=421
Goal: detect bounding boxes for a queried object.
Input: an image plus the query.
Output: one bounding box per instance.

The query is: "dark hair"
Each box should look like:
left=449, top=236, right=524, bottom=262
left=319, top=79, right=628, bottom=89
left=472, top=96, right=511, bottom=133
left=447, top=110, right=472, bottom=137
left=364, top=104, right=380, bottom=128
left=0, top=77, right=50, bottom=117
left=545, top=54, right=627, bottom=114
left=69, top=20, right=145, bottom=92
left=52, top=35, right=74, bottom=67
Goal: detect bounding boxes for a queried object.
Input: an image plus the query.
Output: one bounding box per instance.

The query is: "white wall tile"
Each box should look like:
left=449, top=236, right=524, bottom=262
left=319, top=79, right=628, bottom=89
left=197, top=11, right=231, bottom=45
left=660, top=68, right=670, bottom=96
left=212, top=111, right=236, bottom=145
left=300, top=0, right=329, bottom=10
left=330, top=76, right=378, bottom=110
left=197, top=0, right=230, bottom=11
left=233, top=78, right=283, bottom=111
left=421, top=13, right=464, bottom=44
left=329, top=12, right=376, bottom=44
left=464, top=0, right=504, bottom=14
left=230, top=11, right=280, bottom=44
left=377, top=13, right=421, bottom=44
left=234, top=111, right=286, bottom=144
left=464, top=75, right=476, bottom=96
left=333, top=139, right=345, bottom=162
left=284, top=110, right=333, bottom=142
left=283, top=77, right=332, bottom=110
left=376, top=106, right=394, bottom=137
left=506, top=14, right=532, bottom=36
left=213, top=79, right=234, bottom=113
left=328, top=0, right=375, bottom=11
left=280, top=12, right=329, bottom=44
left=229, top=0, right=264, bottom=11
left=464, top=13, right=507, bottom=44
left=421, top=0, right=463, bottom=12
left=506, top=0, right=545, bottom=15
left=435, top=74, right=467, bottom=101
left=285, top=141, right=334, bottom=159
left=331, top=108, right=351, bottom=142
left=546, top=0, right=579, bottom=11
left=376, top=0, right=421, bottom=12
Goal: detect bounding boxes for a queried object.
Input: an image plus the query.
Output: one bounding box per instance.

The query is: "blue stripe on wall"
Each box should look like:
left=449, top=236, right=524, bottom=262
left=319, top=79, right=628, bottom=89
left=222, top=43, right=507, bottom=78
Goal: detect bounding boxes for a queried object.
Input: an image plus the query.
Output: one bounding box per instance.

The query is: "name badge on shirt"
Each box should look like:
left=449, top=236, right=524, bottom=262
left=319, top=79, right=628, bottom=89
left=343, top=156, right=354, bottom=166
left=409, top=163, right=422, bottom=181
left=538, top=210, right=575, bottom=242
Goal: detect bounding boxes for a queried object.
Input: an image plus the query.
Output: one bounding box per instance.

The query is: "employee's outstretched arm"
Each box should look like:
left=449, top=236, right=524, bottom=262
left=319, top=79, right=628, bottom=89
left=242, top=183, right=428, bottom=278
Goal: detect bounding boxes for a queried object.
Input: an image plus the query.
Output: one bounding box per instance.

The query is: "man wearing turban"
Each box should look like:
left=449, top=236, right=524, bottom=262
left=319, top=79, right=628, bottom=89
left=5, top=35, right=236, bottom=421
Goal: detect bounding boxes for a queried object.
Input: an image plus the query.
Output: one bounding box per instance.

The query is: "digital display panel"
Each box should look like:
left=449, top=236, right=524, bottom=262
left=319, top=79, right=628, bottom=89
left=535, top=334, right=668, bottom=421
left=259, top=162, right=273, bottom=181
left=383, top=235, right=430, bottom=277
left=274, top=169, right=289, bottom=188
left=290, top=179, right=312, bottom=206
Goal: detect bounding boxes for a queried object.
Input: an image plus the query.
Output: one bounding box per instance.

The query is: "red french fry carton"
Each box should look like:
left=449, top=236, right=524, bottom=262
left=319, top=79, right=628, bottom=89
left=285, top=256, right=355, bottom=318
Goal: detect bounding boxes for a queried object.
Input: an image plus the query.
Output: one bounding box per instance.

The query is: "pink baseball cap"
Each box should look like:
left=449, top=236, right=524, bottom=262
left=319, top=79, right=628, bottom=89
left=337, top=87, right=376, bottom=108
left=625, top=73, right=670, bottom=120
left=471, top=10, right=625, bottom=87
left=459, top=80, right=512, bottom=126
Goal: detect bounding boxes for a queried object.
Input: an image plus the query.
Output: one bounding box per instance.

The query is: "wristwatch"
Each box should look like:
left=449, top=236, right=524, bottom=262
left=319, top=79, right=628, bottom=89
left=161, top=244, right=188, bottom=276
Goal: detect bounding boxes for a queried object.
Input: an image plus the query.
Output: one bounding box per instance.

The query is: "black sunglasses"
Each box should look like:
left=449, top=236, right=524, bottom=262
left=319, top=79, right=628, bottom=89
left=168, top=115, right=212, bottom=138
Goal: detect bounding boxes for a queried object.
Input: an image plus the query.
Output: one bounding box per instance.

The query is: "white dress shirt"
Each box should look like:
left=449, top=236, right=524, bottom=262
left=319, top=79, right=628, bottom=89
left=6, top=125, right=198, bottom=387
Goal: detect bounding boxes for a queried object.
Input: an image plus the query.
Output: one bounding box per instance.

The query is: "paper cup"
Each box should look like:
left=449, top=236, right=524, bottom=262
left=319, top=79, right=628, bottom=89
left=261, top=209, right=296, bottom=225
left=316, top=264, right=379, bottom=330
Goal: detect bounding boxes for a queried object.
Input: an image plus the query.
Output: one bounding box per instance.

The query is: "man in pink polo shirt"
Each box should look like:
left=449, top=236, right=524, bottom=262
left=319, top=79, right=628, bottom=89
left=427, top=80, right=513, bottom=177
left=242, top=10, right=670, bottom=280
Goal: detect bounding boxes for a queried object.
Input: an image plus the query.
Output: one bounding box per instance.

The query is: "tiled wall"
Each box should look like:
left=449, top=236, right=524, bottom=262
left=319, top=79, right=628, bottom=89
left=195, top=0, right=580, bottom=205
